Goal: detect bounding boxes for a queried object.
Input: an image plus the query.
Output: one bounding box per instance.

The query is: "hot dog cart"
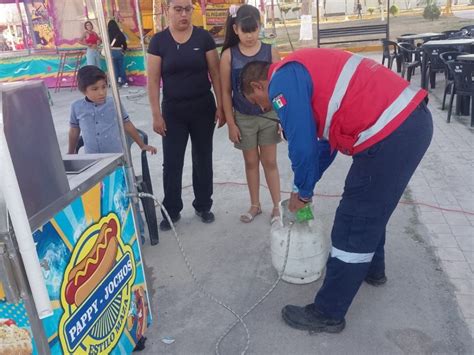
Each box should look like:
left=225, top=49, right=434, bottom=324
left=0, top=81, right=152, bottom=354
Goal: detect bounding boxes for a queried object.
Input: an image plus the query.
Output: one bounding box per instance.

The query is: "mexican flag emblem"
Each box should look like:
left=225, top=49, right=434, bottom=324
left=272, top=94, right=287, bottom=110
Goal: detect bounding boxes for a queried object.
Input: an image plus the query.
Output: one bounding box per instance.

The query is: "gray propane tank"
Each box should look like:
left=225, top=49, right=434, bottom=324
left=271, top=199, right=330, bottom=284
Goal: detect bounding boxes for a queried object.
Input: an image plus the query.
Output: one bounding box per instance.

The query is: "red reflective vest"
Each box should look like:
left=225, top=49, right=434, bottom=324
left=268, top=48, right=427, bottom=155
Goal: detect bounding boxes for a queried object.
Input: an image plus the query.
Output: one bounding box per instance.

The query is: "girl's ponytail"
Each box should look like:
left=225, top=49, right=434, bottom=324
left=222, top=9, right=239, bottom=53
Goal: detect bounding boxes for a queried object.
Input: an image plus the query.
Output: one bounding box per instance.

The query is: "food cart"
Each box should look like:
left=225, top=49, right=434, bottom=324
left=0, top=80, right=152, bottom=355
left=0, top=2, right=152, bottom=353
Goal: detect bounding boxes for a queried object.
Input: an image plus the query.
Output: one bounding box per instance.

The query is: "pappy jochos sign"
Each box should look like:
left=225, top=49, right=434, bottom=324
left=59, top=214, right=136, bottom=354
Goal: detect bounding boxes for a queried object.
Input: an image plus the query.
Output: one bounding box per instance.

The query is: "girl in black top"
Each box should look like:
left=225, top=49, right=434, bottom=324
left=147, top=0, right=224, bottom=230
left=108, top=19, right=128, bottom=87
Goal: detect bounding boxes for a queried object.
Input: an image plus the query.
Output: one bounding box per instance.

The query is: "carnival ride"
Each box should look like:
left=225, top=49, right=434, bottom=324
left=0, top=0, right=244, bottom=87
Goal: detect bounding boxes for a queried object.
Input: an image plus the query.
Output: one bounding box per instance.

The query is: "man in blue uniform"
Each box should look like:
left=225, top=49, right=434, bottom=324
left=240, top=50, right=432, bottom=333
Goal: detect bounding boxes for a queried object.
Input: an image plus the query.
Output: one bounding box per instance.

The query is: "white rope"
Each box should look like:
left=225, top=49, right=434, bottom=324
left=136, top=192, right=292, bottom=354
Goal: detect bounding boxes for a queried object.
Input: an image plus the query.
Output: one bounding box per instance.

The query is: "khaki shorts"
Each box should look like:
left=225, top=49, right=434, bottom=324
left=234, top=111, right=281, bottom=150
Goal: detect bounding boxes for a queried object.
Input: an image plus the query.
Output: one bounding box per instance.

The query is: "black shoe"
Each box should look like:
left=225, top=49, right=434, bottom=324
left=133, top=336, right=146, bottom=351
left=281, top=304, right=345, bottom=334
left=159, top=214, right=181, bottom=231
left=195, top=210, right=215, bottom=224
left=365, top=273, right=387, bottom=286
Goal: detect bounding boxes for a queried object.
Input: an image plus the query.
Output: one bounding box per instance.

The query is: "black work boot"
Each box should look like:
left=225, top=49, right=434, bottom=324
left=195, top=210, right=215, bottom=224
left=281, top=304, right=345, bottom=333
left=365, top=273, right=387, bottom=286
left=159, top=213, right=181, bottom=231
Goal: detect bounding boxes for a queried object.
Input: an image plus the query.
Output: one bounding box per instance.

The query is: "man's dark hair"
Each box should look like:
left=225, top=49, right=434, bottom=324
left=240, top=61, right=270, bottom=96
left=77, top=65, right=107, bottom=92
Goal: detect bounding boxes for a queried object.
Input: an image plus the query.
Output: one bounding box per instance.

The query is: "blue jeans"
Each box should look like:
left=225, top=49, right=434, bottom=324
left=86, top=47, right=101, bottom=67
left=314, top=102, right=433, bottom=320
left=111, top=49, right=126, bottom=84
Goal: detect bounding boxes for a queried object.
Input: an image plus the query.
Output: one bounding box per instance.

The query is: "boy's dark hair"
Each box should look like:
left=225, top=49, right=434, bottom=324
left=222, top=4, right=260, bottom=53
left=77, top=65, right=107, bottom=92
left=240, top=61, right=270, bottom=96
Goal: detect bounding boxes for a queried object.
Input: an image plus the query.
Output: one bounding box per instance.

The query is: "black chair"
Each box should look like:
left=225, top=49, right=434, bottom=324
left=381, top=40, right=402, bottom=72
left=446, top=61, right=474, bottom=127
left=397, top=42, right=422, bottom=82
left=460, top=25, right=474, bottom=32
left=439, top=51, right=467, bottom=110
left=458, top=25, right=474, bottom=38
left=448, top=30, right=470, bottom=39
left=75, top=129, right=159, bottom=245
left=423, top=46, right=458, bottom=89
left=442, top=30, right=461, bottom=39
left=423, top=34, right=446, bottom=42
left=398, top=33, right=416, bottom=43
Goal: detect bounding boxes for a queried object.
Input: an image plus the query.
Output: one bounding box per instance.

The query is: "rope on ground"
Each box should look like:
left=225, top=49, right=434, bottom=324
left=136, top=192, right=292, bottom=355
left=180, top=181, right=474, bottom=216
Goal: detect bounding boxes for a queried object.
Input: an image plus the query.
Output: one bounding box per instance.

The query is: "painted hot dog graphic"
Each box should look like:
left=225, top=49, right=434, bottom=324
left=134, top=288, right=148, bottom=340
left=65, top=219, right=119, bottom=306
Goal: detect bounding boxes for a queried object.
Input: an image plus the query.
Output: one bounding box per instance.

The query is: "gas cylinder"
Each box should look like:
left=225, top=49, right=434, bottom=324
left=270, top=199, right=330, bottom=284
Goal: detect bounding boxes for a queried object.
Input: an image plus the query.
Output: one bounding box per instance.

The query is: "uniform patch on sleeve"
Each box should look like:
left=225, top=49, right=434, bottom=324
left=272, top=94, right=287, bottom=110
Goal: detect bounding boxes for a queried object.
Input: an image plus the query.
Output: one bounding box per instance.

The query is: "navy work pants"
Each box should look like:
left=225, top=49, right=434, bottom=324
left=161, top=93, right=216, bottom=219
left=314, top=102, right=433, bottom=320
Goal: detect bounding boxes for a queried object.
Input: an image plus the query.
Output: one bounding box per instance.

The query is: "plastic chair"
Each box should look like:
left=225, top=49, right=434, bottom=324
left=423, top=34, right=446, bottom=42
left=381, top=40, right=402, bottom=72
left=446, top=61, right=474, bottom=127
left=398, top=33, right=416, bottom=45
left=397, top=42, right=422, bottom=82
left=423, top=46, right=458, bottom=89
left=442, top=30, right=461, bottom=39
left=460, top=25, right=474, bottom=34
left=75, top=129, right=159, bottom=245
left=439, top=51, right=468, bottom=110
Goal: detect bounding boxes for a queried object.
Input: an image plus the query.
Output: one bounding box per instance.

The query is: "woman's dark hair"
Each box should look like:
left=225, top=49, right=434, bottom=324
left=240, top=61, right=270, bottom=96
left=107, top=19, right=126, bottom=44
left=222, top=4, right=260, bottom=53
left=77, top=65, right=107, bottom=92
left=84, top=21, right=93, bottom=30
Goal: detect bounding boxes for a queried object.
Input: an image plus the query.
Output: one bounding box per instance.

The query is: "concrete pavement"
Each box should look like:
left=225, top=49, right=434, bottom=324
left=49, top=51, right=473, bottom=354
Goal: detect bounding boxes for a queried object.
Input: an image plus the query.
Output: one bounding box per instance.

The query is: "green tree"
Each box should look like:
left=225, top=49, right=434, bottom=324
left=389, top=4, right=399, bottom=15
left=423, top=1, right=441, bottom=20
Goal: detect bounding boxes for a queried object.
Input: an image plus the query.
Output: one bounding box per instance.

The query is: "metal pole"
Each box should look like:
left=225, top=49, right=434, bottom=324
left=93, top=0, right=142, bottom=223
left=92, top=0, right=152, bottom=311
left=15, top=0, right=28, bottom=51
left=23, top=0, right=37, bottom=51
left=93, top=0, right=133, bottom=167
left=270, top=0, right=276, bottom=35
left=200, top=0, right=207, bottom=30
left=134, top=0, right=147, bottom=73
left=387, top=0, right=390, bottom=39
left=316, top=0, right=320, bottom=48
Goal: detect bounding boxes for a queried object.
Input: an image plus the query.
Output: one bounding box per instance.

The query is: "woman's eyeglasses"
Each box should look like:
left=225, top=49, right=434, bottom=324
left=172, top=6, right=194, bottom=14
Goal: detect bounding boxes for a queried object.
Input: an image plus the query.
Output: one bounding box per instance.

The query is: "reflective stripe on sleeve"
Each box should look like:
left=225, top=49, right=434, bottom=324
left=331, top=246, right=374, bottom=263
left=323, top=54, right=364, bottom=139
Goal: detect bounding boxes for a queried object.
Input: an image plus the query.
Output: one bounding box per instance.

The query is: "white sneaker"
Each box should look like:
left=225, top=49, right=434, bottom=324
left=123, top=83, right=129, bottom=88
